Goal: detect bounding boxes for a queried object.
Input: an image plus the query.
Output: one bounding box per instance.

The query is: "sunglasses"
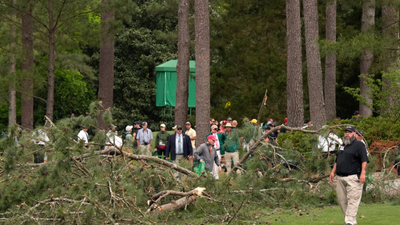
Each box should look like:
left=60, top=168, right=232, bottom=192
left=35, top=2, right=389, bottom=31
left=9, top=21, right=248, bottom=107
left=213, top=128, right=218, bottom=130
left=177, top=128, right=183, bottom=130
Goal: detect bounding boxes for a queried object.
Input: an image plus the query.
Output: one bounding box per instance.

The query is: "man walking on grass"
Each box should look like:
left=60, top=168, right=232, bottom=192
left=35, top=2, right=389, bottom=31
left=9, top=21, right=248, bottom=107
left=330, top=125, right=369, bottom=225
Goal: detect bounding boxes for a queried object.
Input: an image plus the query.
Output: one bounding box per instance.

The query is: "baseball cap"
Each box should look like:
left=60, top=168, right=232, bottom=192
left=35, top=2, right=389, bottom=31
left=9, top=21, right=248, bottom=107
left=176, top=125, right=183, bottom=130
left=284, top=118, right=287, bottom=123
left=345, top=125, right=356, bottom=133
left=222, top=120, right=227, bottom=125
left=186, top=122, right=191, bottom=125
left=160, top=124, right=166, bottom=128
left=304, top=119, right=311, bottom=124
left=125, top=125, right=133, bottom=132
left=134, top=121, right=140, bottom=125
left=354, top=110, right=360, bottom=115
left=251, top=119, right=257, bottom=124
left=142, top=122, right=147, bottom=126
left=172, top=125, right=177, bottom=129
left=357, top=130, right=364, bottom=136
left=207, top=135, right=217, bottom=141
left=227, top=117, right=233, bottom=121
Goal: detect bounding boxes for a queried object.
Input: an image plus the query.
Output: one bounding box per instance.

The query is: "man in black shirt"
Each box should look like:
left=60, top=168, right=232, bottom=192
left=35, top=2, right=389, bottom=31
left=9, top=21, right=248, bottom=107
left=330, top=125, right=369, bottom=225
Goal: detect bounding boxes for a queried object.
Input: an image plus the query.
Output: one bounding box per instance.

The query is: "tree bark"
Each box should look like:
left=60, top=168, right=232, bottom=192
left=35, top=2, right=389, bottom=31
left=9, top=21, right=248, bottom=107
left=381, top=0, right=399, bottom=115
left=303, top=0, right=326, bottom=129
left=286, top=0, right=303, bottom=127
left=21, top=2, right=34, bottom=130
left=46, top=0, right=55, bottom=121
left=324, top=0, right=337, bottom=121
left=8, top=0, right=17, bottom=127
left=194, top=0, right=210, bottom=148
left=359, top=0, right=375, bottom=117
left=98, top=0, right=115, bottom=129
left=175, top=0, right=190, bottom=128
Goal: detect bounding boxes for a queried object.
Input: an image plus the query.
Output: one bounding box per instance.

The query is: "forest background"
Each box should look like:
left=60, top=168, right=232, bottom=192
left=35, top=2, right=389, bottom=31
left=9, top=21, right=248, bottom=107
left=0, top=0, right=398, bottom=132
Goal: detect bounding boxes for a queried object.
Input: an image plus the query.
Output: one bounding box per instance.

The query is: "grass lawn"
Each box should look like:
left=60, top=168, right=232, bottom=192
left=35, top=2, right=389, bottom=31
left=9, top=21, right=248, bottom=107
left=232, top=202, right=399, bottom=225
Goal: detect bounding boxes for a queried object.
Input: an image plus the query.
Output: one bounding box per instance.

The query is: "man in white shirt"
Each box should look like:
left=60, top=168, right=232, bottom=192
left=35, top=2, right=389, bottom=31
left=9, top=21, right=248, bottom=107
left=32, top=129, right=50, bottom=163
left=318, top=133, right=342, bottom=153
left=77, top=126, right=89, bottom=145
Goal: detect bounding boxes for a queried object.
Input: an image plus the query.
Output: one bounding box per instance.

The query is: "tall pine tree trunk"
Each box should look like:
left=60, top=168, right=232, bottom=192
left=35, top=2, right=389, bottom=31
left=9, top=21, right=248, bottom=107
left=46, top=0, right=55, bottom=121
left=21, top=3, right=34, bottom=130
left=381, top=0, right=398, bottom=115
left=359, top=0, right=375, bottom=117
left=194, top=0, right=210, bottom=148
left=8, top=0, right=17, bottom=127
left=175, top=0, right=190, bottom=128
left=304, top=0, right=326, bottom=129
left=98, top=0, right=115, bottom=129
left=286, top=0, right=303, bottom=127
left=324, top=0, right=336, bottom=121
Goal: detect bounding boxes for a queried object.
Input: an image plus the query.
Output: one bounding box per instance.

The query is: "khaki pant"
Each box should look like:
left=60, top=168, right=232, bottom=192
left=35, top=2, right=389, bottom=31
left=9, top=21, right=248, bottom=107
left=225, top=151, right=240, bottom=175
left=138, top=145, right=151, bottom=156
left=336, top=175, right=364, bottom=225
left=173, top=155, right=185, bottom=182
left=212, top=150, right=221, bottom=179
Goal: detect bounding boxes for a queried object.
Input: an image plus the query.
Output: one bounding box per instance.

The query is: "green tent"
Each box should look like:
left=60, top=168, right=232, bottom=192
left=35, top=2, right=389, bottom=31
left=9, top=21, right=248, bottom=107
left=155, top=60, right=196, bottom=108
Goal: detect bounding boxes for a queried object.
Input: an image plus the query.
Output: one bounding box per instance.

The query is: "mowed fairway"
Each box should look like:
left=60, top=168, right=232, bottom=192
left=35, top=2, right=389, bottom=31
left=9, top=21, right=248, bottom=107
left=238, top=203, right=399, bottom=225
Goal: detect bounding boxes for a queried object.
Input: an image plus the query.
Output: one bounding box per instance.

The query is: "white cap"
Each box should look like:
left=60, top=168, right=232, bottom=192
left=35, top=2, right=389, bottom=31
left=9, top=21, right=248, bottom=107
left=160, top=124, right=166, bottom=128
left=172, top=125, right=177, bottom=129
left=125, top=125, right=133, bottom=132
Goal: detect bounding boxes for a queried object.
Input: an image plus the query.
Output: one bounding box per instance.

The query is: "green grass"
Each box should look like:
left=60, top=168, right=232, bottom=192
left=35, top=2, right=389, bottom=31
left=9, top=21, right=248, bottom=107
left=232, top=203, right=399, bottom=225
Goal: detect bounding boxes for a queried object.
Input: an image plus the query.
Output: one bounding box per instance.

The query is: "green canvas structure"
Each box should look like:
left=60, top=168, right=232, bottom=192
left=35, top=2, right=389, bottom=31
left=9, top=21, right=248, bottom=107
left=155, top=60, right=196, bottom=108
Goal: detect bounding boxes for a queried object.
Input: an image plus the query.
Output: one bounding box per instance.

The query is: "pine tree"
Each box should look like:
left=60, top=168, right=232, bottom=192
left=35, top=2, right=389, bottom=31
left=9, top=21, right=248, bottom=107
left=21, top=1, right=34, bottom=130
left=175, top=0, right=190, bottom=128
left=359, top=0, right=375, bottom=117
left=286, top=0, right=303, bottom=127
left=324, top=0, right=337, bottom=121
left=7, top=0, right=16, bottom=127
left=304, top=0, right=326, bottom=129
left=97, top=0, right=115, bottom=129
left=381, top=0, right=398, bottom=115
left=195, top=0, right=210, bottom=147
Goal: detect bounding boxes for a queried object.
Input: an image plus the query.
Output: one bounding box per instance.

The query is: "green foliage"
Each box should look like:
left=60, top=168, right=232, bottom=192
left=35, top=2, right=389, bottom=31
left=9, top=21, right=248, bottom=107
left=344, top=68, right=400, bottom=117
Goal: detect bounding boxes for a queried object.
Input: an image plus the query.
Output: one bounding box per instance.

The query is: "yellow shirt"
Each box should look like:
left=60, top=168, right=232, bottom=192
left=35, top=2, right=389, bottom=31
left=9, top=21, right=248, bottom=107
left=185, top=128, right=196, bottom=149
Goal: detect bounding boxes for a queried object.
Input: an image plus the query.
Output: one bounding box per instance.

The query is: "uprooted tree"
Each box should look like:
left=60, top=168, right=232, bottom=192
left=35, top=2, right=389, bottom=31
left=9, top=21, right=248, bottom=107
left=0, top=103, right=399, bottom=224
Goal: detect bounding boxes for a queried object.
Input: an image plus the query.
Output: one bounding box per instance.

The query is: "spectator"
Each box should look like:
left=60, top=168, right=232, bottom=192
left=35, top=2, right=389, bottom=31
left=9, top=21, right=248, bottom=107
left=154, top=124, right=170, bottom=158
left=124, top=125, right=134, bottom=148
left=194, top=135, right=221, bottom=177
left=133, top=121, right=141, bottom=148
left=280, top=118, right=288, bottom=133
left=250, top=119, right=257, bottom=126
left=227, top=117, right=233, bottom=123
left=232, top=120, right=238, bottom=129
left=165, top=125, right=193, bottom=182
left=185, top=122, right=196, bottom=150
left=222, top=123, right=241, bottom=174
left=172, top=125, right=177, bottom=133
left=207, top=125, right=225, bottom=179
left=219, top=120, right=227, bottom=133
left=353, top=111, right=361, bottom=122
left=136, top=122, right=153, bottom=156
left=32, top=129, right=50, bottom=163
left=77, top=126, right=89, bottom=145
left=303, top=119, right=311, bottom=128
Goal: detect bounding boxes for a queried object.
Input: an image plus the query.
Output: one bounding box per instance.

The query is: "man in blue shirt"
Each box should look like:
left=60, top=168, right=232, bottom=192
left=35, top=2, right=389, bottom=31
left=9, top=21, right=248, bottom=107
left=136, top=122, right=153, bottom=156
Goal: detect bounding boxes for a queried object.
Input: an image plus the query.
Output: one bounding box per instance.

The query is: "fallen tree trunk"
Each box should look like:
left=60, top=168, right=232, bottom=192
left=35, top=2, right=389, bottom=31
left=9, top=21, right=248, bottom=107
left=147, top=187, right=206, bottom=213
left=232, top=124, right=351, bottom=173
left=25, top=148, right=199, bottom=177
